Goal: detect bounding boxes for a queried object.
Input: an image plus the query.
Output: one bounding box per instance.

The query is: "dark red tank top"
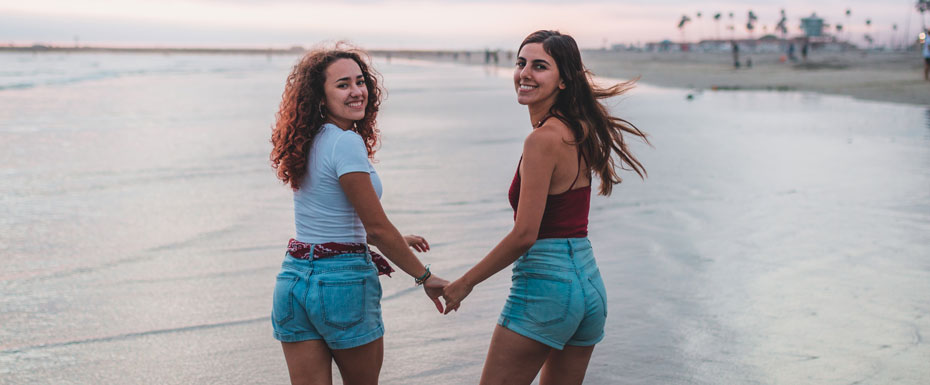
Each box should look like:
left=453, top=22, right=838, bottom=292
left=508, top=155, right=591, bottom=239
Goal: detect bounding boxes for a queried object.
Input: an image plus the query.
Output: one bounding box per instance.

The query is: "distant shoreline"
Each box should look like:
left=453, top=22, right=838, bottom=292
left=383, top=49, right=930, bottom=106
left=4, top=45, right=928, bottom=106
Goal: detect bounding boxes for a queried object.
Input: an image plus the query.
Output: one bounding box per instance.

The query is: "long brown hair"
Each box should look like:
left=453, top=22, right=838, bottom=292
left=519, top=30, right=649, bottom=196
left=270, top=44, right=382, bottom=190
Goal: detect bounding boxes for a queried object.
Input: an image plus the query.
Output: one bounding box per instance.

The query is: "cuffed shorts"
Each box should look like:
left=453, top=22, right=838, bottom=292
left=271, top=250, right=384, bottom=350
left=498, top=237, right=607, bottom=350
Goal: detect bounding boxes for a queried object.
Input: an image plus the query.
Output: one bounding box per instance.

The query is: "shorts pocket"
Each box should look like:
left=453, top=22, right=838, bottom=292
left=319, top=279, right=366, bottom=330
left=272, top=275, right=299, bottom=326
left=589, top=270, right=608, bottom=317
left=521, top=272, right=571, bottom=327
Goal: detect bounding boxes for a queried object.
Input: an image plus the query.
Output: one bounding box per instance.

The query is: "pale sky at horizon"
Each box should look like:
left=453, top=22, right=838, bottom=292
left=1, top=0, right=925, bottom=49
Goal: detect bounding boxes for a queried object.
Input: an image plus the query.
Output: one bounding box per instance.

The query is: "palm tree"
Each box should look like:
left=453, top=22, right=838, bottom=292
left=845, top=8, right=853, bottom=43
left=696, top=11, right=704, bottom=41
left=892, top=24, right=898, bottom=49
left=728, top=12, right=736, bottom=40
left=918, top=1, right=929, bottom=31
left=776, top=9, right=788, bottom=40
left=678, top=15, right=692, bottom=45
left=746, top=10, right=758, bottom=39
left=865, top=18, right=873, bottom=49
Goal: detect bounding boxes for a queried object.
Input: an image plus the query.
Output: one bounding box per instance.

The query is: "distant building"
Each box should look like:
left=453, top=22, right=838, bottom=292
left=800, top=13, right=824, bottom=37
left=669, top=36, right=857, bottom=54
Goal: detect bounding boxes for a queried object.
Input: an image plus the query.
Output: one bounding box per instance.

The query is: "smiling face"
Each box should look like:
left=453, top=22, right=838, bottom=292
left=322, top=58, right=368, bottom=130
left=514, top=42, right=564, bottom=108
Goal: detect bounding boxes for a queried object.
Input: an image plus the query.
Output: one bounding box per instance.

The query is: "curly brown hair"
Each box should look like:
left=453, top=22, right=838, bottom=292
left=270, top=44, right=382, bottom=190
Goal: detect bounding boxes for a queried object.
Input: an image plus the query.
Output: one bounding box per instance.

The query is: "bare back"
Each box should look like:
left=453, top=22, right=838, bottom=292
left=525, top=118, right=589, bottom=195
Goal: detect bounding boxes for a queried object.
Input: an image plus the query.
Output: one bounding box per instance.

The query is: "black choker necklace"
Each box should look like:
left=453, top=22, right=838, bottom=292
left=535, top=114, right=552, bottom=128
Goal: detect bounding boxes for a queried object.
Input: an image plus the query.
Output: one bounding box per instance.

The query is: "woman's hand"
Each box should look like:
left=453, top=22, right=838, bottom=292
left=404, top=234, right=430, bottom=252
left=442, top=277, right=473, bottom=314
left=423, top=275, right=448, bottom=313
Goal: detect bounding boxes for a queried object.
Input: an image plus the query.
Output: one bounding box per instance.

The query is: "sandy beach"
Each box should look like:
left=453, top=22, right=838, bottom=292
left=1, top=51, right=928, bottom=384
left=378, top=49, right=930, bottom=106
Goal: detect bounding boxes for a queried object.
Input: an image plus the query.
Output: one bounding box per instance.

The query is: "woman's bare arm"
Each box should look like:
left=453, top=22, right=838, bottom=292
left=442, top=127, right=561, bottom=313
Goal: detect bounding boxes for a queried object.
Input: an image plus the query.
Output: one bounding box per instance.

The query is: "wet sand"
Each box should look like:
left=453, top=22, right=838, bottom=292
left=2, top=52, right=928, bottom=384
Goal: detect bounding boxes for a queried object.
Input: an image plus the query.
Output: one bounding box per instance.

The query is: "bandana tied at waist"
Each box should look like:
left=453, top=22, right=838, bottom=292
left=287, top=238, right=394, bottom=277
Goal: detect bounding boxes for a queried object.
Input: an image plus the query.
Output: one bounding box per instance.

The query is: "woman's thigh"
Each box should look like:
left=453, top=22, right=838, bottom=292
left=281, top=339, right=333, bottom=385
left=480, top=325, right=552, bottom=385
left=330, top=337, right=384, bottom=385
left=540, top=344, right=595, bottom=385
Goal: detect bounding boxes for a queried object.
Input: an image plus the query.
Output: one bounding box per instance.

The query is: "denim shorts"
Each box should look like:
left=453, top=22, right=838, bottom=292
left=498, top=237, right=607, bottom=350
left=271, top=250, right=384, bottom=350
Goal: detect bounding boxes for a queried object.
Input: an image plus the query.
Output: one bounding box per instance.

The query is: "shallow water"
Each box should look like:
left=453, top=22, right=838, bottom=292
left=0, top=52, right=928, bottom=384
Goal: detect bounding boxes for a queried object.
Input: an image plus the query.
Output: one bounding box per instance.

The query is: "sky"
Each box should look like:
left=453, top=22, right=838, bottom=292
left=1, top=0, right=925, bottom=49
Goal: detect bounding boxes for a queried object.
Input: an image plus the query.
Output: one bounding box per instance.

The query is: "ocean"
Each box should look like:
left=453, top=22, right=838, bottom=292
left=1, top=51, right=928, bottom=384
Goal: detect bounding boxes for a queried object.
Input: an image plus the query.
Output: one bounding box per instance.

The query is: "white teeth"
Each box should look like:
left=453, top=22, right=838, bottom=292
left=347, top=101, right=363, bottom=107
left=519, top=85, right=537, bottom=90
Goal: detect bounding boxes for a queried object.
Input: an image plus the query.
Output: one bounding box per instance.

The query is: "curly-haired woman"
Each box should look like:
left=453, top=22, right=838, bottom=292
left=269, top=45, right=447, bottom=385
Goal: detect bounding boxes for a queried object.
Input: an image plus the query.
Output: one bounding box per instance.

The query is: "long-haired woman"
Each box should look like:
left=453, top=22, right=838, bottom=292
left=270, top=44, right=447, bottom=385
left=442, top=30, right=649, bottom=385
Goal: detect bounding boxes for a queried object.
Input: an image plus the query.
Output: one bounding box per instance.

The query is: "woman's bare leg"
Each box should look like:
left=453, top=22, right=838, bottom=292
left=330, top=337, right=384, bottom=385
left=539, top=344, right=595, bottom=385
left=479, top=325, right=552, bottom=385
left=281, top=340, right=334, bottom=385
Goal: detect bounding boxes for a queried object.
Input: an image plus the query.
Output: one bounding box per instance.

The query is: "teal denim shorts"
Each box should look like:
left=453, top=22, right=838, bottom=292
left=498, top=237, right=607, bottom=350
left=271, top=251, right=384, bottom=350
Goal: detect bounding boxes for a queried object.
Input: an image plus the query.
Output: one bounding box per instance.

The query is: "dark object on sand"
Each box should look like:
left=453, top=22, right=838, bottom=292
left=732, top=41, right=740, bottom=69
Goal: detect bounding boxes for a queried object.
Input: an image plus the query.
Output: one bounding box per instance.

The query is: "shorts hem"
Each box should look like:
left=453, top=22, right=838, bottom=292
left=498, top=319, right=564, bottom=350
left=327, top=324, right=385, bottom=350
left=566, top=332, right=604, bottom=347
left=274, top=330, right=323, bottom=343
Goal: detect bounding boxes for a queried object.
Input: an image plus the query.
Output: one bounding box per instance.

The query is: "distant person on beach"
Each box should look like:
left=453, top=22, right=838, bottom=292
left=441, top=30, right=649, bottom=385
left=732, top=40, right=740, bottom=68
left=923, top=32, right=930, bottom=81
left=269, top=44, right=447, bottom=385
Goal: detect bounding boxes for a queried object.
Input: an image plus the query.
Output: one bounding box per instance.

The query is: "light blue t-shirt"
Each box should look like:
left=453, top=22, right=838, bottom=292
left=294, top=123, right=382, bottom=243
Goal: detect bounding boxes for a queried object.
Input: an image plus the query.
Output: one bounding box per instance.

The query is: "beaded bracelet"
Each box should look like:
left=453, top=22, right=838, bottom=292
left=415, top=264, right=431, bottom=286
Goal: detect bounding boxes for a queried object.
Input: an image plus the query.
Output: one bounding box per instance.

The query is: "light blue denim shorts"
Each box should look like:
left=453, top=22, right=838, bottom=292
left=498, top=237, right=607, bottom=350
left=271, top=250, right=384, bottom=350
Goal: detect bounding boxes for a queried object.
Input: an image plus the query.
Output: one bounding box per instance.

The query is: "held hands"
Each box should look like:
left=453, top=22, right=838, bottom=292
left=441, top=277, right=473, bottom=315
left=422, top=274, right=472, bottom=315
left=406, top=234, right=471, bottom=315
left=423, top=275, right=449, bottom=313
left=406, top=234, right=446, bottom=313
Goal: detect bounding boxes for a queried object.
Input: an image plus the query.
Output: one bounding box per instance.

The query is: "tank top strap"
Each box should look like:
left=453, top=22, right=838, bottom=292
left=566, top=148, right=586, bottom=191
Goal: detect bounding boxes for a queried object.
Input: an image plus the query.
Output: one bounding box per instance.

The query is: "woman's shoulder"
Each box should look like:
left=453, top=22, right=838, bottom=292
left=325, top=125, right=365, bottom=148
left=525, top=119, right=569, bottom=148
left=312, top=124, right=367, bottom=165
left=523, top=125, right=564, bottom=159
